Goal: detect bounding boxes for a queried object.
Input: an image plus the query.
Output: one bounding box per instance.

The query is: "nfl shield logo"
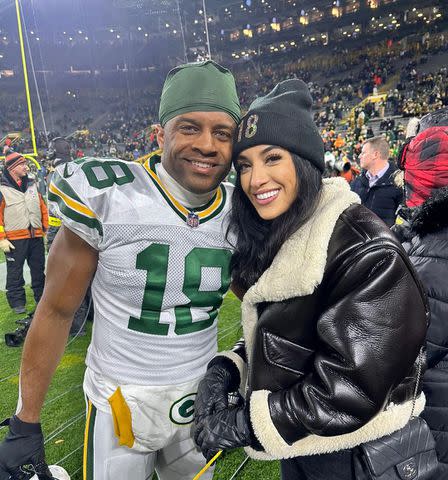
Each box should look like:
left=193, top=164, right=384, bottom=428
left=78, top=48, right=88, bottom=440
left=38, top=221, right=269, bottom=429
left=186, top=212, right=199, bottom=228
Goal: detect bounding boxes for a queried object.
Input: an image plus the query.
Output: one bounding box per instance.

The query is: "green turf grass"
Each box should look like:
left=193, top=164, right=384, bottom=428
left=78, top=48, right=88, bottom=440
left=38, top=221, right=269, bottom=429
left=0, top=291, right=280, bottom=479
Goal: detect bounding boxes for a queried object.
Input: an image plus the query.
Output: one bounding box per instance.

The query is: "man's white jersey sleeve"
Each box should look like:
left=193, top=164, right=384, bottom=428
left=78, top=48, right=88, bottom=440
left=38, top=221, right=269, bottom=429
left=48, top=159, right=105, bottom=250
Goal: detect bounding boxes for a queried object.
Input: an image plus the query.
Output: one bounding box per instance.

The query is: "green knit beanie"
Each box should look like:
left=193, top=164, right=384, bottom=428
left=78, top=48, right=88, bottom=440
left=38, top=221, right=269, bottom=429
left=159, top=60, right=241, bottom=127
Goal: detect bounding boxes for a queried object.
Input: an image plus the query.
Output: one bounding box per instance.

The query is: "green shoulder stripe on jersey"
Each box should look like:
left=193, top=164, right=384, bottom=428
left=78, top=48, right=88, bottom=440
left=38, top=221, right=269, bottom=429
left=52, top=171, right=84, bottom=204
left=48, top=187, right=103, bottom=236
left=143, top=154, right=227, bottom=225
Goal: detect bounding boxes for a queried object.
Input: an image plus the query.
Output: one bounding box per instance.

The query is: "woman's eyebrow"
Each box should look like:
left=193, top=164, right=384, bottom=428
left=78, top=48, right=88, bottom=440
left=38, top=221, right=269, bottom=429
left=261, top=146, right=280, bottom=154
left=236, top=154, right=250, bottom=163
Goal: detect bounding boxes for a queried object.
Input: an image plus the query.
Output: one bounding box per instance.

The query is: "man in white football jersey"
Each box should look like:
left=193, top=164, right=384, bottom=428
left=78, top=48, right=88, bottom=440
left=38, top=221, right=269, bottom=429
left=0, top=61, right=241, bottom=480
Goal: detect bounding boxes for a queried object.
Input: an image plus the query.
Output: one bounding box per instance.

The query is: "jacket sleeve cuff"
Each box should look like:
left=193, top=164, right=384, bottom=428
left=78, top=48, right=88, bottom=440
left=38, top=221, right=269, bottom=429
left=249, top=390, right=308, bottom=456
left=211, top=350, right=247, bottom=390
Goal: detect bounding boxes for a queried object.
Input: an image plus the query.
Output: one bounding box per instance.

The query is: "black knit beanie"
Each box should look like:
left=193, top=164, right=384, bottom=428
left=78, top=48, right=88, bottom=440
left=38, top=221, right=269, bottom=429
left=233, top=79, right=325, bottom=173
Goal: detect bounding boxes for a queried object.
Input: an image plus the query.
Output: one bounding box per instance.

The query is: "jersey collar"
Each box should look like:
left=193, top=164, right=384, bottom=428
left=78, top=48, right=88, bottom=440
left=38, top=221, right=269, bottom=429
left=142, top=152, right=227, bottom=225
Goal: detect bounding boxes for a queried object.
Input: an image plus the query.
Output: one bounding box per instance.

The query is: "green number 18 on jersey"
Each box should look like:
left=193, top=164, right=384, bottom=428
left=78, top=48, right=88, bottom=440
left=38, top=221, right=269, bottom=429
left=128, top=244, right=232, bottom=336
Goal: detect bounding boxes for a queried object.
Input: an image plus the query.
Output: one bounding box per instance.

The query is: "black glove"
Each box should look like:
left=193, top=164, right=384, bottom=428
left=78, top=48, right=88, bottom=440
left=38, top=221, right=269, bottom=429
left=194, top=403, right=259, bottom=461
left=0, top=416, right=52, bottom=480
left=194, top=357, right=241, bottom=423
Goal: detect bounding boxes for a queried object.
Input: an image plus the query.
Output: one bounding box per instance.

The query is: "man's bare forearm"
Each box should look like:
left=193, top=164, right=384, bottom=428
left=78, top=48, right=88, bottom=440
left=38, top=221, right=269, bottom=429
left=17, top=301, right=73, bottom=423
left=15, top=226, right=98, bottom=424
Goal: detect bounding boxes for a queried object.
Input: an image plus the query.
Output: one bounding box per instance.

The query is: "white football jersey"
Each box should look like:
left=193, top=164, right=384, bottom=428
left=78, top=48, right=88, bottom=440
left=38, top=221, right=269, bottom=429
left=49, top=155, right=234, bottom=388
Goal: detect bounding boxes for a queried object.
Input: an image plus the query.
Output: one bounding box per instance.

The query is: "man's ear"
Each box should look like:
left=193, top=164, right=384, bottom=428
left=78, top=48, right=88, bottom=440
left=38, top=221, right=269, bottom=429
left=155, top=124, right=165, bottom=149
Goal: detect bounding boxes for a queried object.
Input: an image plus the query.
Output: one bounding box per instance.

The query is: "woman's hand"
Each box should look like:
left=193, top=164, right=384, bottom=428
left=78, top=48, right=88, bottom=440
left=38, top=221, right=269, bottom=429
left=194, top=404, right=259, bottom=461
left=194, top=357, right=241, bottom=425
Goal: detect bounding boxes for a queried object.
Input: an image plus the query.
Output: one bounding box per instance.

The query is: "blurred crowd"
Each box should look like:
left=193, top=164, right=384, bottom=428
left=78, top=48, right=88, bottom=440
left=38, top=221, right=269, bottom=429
left=1, top=29, right=447, bottom=184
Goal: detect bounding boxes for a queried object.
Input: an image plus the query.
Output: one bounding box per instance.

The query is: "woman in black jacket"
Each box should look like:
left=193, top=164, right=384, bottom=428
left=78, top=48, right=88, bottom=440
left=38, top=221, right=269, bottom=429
left=193, top=80, right=429, bottom=479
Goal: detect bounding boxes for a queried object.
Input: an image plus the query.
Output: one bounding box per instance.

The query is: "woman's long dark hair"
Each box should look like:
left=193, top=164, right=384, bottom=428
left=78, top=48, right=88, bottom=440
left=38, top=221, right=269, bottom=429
left=227, top=153, right=323, bottom=291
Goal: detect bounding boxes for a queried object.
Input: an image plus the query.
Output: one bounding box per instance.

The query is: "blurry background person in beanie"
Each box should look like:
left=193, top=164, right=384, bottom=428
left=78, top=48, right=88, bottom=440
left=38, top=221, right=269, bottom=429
left=46, top=137, right=73, bottom=248
left=46, top=137, right=90, bottom=337
left=351, top=136, right=402, bottom=227
left=193, top=79, right=428, bottom=480
left=0, top=152, right=48, bottom=314
left=395, top=108, right=448, bottom=477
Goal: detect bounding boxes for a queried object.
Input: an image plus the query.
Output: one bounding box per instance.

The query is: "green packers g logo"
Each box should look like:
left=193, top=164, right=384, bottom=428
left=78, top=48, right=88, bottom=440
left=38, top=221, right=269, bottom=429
left=169, top=393, right=196, bottom=425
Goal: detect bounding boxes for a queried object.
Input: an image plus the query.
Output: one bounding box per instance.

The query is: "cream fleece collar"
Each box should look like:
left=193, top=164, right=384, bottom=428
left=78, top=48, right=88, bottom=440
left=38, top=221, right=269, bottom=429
left=243, top=177, right=360, bottom=305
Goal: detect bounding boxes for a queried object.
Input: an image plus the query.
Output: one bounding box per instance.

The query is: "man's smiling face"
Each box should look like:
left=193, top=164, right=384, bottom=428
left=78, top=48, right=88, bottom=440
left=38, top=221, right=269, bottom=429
left=157, top=111, right=236, bottom=194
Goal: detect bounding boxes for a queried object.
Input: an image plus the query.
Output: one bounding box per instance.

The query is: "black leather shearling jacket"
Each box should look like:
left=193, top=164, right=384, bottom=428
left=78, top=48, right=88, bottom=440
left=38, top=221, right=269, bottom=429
left=218, top=178, right=428, bottom=460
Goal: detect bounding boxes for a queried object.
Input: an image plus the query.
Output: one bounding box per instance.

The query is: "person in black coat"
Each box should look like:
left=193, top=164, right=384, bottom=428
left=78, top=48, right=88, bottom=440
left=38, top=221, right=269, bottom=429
left=46, top=137, right=90, bottom=336
left=396, top=108, right=448, bottom=476
left=401, top=187, right=448, bottom=477
left=351, top=136, right=402, bottom=227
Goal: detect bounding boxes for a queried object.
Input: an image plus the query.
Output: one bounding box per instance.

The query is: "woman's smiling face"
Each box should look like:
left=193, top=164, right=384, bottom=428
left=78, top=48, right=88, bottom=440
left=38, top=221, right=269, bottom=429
left=236, top=144, right=298, bottom=220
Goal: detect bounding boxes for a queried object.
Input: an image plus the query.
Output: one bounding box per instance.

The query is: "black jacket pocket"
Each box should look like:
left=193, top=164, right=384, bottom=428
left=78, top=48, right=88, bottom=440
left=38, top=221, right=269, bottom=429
left=262, top=328, right=314, bottom=376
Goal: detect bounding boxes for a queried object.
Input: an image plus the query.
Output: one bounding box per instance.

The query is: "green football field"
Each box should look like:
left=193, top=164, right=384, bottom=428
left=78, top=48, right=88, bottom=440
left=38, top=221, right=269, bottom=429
left=0, top=290, right=279, bottom=479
